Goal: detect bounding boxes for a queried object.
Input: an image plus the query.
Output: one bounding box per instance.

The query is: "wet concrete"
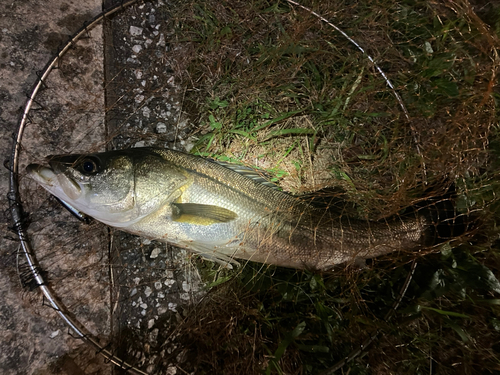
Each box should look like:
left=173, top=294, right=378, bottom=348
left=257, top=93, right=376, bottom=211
left=0, top=1, right=111, bottom=373
left=0, top=2, right=116, bottom=373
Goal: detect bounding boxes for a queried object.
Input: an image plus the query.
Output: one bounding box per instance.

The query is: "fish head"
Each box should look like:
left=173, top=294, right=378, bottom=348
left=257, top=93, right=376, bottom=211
left=26, top=148, right=188, bottom=227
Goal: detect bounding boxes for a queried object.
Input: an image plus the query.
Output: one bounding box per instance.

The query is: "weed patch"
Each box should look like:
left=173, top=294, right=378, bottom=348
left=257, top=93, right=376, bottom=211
left=166, top=0, right=500, bottom=373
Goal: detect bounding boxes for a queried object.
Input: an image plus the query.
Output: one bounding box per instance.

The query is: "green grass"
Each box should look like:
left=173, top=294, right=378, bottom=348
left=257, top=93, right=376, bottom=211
left=167, top=0, right=500, bottom=373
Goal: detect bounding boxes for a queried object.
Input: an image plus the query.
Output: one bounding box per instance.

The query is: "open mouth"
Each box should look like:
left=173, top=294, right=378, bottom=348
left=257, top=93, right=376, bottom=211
left=26, top=164, right=57, bottom=186
left=26, top=163, right=82, bottom=200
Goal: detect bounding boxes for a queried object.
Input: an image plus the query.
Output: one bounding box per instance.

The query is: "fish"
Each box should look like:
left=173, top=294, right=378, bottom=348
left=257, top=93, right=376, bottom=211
left=26, top=147, right=433, bottom=270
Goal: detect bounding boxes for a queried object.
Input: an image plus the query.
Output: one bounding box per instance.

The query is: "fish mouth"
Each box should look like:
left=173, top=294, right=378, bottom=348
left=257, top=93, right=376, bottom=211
left=26, top=163, right=58, bottom=186
left=26, top=162, right=82, bottom=200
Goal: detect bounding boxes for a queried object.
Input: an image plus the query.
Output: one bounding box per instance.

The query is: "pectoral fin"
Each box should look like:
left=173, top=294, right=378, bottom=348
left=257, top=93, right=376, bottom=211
left=172, top=203, right=237, bottom=225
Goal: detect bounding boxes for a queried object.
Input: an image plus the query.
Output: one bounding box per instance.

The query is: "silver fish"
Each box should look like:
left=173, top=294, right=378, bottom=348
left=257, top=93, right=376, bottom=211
left=27, top=147, right=429, bottom=270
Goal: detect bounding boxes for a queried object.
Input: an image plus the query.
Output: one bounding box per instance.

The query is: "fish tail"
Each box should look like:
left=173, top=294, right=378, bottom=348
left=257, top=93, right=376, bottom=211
left=416, top=186, right=470, bottom=246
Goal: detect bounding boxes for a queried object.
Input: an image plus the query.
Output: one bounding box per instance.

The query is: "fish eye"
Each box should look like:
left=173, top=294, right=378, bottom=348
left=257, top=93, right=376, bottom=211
left=83, top=160, right=96, bottom=173
left=79, top=157, right=100, bottom=174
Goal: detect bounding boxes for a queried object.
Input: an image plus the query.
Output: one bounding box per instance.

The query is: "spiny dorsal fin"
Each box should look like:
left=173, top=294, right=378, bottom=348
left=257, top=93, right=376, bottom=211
left=210, top=159, right=282, bottom=190
left=172, top=203, right=237, bottom=225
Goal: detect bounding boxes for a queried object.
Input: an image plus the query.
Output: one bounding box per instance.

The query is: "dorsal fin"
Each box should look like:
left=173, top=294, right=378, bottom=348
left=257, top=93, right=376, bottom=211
left=210, top=159, right=282, bottom=190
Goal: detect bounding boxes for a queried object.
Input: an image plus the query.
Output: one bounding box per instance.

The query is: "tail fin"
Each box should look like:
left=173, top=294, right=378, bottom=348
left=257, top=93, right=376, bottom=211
left=413, top=185, right=470, bottom=246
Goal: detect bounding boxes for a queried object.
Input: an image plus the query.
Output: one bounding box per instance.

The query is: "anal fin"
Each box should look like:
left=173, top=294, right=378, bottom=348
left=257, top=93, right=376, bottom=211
left=179, top=240, right=241, bottom=269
